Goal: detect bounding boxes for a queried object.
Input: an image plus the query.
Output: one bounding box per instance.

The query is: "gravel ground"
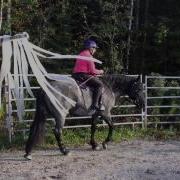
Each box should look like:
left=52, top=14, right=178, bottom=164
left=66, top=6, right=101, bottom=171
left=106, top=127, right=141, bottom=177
left=0, top=140, right=180, bottom=180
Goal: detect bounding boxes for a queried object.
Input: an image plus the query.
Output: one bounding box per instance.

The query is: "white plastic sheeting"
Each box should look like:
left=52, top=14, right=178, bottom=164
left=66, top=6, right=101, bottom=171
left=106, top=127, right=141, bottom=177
left=0, top=33, right=102, bottom=120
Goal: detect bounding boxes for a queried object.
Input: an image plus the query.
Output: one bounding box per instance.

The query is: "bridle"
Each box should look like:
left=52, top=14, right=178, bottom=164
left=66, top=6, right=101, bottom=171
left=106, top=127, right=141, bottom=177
left=127, top=81, right=144, bottom=108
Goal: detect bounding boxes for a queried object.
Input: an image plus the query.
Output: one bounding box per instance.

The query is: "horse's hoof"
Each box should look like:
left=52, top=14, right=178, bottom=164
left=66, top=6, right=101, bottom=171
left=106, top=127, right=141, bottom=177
left=92, top=145, right=101, bottom=151
left=61, top=148, right=71, bottom=156
left=24, top=154, right=32, bottom=160
left=102, top=142, right=108, bottom=150
left=64, top=150, right=71, bottom=156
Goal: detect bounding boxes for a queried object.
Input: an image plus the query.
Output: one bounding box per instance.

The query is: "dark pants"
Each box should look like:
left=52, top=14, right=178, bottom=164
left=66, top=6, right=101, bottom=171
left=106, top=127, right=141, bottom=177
left=72, top=73, right=103, bottom=108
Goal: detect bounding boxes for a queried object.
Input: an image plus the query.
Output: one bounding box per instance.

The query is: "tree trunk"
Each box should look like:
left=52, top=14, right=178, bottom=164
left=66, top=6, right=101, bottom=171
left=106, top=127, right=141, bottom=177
left=144, top=0, right=149, bottom=28
left=140, top=0, right=149, bottom=73
left=135, top=0, right=140, bottom=30
left=7, top=0, right=11, bottom=34
left=126, top=0, right=134, bottom=72
left=0, top=0, right=3, bottom=31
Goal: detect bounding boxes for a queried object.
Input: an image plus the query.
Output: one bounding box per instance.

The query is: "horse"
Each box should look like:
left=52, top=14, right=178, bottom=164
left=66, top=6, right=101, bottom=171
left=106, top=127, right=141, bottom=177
left=24, top=74, right=145, bottom=160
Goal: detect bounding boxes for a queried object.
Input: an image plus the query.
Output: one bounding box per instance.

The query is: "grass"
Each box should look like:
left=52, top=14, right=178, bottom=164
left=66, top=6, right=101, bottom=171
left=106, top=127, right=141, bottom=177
left=0, top=126, right=180, bottom=151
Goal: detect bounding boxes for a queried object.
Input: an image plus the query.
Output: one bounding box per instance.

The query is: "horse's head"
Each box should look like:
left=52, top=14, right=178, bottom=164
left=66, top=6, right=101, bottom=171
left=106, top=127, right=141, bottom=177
left=127, top=76, right=145, bottom=109
left=102, top=74, right=145, bottom=109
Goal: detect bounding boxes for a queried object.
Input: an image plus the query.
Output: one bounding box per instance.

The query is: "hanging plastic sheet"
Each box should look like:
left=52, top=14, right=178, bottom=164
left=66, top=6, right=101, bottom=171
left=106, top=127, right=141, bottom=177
left=0, top=32, right=102, bottom=120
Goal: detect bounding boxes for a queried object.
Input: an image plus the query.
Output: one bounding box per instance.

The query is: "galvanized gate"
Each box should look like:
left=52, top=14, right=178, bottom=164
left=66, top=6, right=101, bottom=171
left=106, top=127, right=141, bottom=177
left=144, top=75, right=180, bottom=127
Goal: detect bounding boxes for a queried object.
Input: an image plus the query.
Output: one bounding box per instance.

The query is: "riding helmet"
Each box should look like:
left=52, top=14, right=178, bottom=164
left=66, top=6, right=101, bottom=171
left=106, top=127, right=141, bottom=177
left=84, top=39, right=99, bottom=49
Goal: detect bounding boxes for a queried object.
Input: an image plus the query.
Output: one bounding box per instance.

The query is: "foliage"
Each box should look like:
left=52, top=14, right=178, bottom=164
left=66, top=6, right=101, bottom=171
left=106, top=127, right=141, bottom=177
left=1, top=126, right=180, bottom=151
left=0, top=104, right=8, bottom=151
left=0, top=99, right=6, bottom=129
left=1, top=0, right=131, bottom=74
left=1, top=0, right=180, bottom=74
left=68, top=0, right=130, bottom=73
left=0, top=106, right=5, bottom=121
left=130, top=0, right=180, bottom=75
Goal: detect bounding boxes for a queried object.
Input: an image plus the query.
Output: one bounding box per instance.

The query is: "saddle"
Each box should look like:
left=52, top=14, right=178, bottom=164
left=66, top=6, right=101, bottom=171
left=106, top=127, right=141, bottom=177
left=74, top=79, right=90, bottom=90
left=72, top=77, right=94, bottom=108
left=48, top=74, right=94, bottom=108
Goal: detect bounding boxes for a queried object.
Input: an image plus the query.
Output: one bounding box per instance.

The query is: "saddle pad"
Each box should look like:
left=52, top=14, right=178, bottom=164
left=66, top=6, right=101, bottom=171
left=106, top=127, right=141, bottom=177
left=48, top=73, right=92, bottom=108
left=48, top=73, right=75, bottom=83
left=48, top=73, right=82, bottom=96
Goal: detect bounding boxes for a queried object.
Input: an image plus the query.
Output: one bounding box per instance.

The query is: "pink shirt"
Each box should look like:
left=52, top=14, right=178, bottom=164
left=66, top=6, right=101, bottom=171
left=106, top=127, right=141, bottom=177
left=73, top=50, right=102, bottom=75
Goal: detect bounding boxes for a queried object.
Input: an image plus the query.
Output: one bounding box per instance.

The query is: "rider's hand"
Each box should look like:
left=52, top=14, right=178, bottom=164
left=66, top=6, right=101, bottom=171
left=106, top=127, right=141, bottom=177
left=100, top=70, right=104, bottom=74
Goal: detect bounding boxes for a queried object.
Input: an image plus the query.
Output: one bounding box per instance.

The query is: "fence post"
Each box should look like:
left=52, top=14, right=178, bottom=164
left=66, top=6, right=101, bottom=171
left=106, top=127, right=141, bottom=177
left=140, top=75, right=145, bottom=128
left=143, top=75, right=148, bottom=128
left=5, top=76, right=13, bottom=143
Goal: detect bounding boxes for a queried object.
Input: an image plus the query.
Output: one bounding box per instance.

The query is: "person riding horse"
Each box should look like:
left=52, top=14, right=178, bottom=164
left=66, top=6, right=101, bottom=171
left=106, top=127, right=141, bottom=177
left=72, top=39, right=104, bottom=115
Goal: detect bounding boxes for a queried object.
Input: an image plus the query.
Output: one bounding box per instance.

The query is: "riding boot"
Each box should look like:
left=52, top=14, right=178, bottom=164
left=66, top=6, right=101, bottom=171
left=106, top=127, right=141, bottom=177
left=88, top=105, right=97, bottom=115
left=88, top=89, right=102, bottom=115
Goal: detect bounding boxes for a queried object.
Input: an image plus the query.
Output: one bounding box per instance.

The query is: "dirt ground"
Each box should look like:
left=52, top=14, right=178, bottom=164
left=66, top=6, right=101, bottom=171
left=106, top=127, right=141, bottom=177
left=0, top=140, right=180, bottom=180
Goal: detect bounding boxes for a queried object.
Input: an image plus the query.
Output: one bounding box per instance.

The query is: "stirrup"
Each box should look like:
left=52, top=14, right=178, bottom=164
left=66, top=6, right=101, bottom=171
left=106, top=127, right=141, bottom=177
left=99, top=105, right=105, bottom=111
left=88, top=105, right=98, bottom=115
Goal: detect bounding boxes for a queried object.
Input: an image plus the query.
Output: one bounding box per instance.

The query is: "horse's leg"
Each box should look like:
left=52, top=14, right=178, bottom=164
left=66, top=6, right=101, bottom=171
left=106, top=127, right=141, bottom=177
left=53, top=116, right=70, bottom=155
left=24, top=92, right=46, bottom=160
left=90, top=114, right=100, bottom=150
left=101, top=115, right=114, bottom=149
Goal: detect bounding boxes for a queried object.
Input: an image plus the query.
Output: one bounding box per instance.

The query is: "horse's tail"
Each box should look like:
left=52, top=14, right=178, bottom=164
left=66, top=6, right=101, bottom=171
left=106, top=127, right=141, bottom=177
left=25, top=90, right=46, bottom=155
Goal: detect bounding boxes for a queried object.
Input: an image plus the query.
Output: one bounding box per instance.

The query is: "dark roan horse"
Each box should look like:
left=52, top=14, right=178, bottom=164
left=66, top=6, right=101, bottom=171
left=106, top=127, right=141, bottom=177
left=24, top=74, right=145, bottom=160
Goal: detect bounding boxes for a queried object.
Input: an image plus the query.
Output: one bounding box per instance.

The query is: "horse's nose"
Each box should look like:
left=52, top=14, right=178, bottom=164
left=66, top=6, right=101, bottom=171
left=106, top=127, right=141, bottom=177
left=136, top=98, right=144, bottom=109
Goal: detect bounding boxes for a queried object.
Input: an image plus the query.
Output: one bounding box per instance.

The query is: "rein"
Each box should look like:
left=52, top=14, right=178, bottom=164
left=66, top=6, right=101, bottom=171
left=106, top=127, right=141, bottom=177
left=78, top=76, right=95, bottom=88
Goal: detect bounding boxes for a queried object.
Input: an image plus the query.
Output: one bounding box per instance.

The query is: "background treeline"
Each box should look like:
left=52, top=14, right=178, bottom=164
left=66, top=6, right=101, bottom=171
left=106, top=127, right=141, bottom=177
left=1, top=0, right=180, bottom=75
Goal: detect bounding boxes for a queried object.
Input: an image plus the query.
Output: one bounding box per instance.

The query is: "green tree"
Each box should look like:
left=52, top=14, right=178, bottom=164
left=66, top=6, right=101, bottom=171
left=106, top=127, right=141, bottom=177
left=130, top=0, right=180, bottom=75
left=67, top=0, right=130, bottom=73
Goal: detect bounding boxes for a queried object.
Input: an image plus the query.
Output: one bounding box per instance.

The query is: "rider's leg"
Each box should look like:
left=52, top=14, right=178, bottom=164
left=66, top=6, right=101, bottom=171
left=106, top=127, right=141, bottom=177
left=72, top=73, right=104, bottom=113
left=92, top=85, right=103, bottom=108
left=86, top=77, right=104, bottom=113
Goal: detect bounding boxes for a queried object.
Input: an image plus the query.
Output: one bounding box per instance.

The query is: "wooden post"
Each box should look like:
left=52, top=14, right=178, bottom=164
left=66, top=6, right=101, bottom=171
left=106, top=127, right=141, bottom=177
left=4, top=76, right=13, bottom=142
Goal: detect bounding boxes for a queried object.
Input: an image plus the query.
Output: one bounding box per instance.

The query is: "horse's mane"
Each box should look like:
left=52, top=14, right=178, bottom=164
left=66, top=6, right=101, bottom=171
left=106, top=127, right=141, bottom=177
left=101, top=74, right=136, bottom=94
left=100, top=74, right=143, bottom=107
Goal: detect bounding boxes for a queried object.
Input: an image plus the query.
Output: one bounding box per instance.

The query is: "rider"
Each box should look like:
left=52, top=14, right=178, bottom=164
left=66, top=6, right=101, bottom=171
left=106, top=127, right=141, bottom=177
left=72, top=39, right=104, bottom=114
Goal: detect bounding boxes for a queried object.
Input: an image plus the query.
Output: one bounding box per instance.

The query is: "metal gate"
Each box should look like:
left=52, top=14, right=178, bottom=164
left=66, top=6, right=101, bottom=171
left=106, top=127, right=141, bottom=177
left=144, top=75, right=180, bottom=127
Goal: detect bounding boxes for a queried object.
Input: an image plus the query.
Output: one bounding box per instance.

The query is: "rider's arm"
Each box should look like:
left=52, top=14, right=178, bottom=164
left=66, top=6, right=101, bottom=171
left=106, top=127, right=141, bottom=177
left=88, top=61, right=104, bottom=75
